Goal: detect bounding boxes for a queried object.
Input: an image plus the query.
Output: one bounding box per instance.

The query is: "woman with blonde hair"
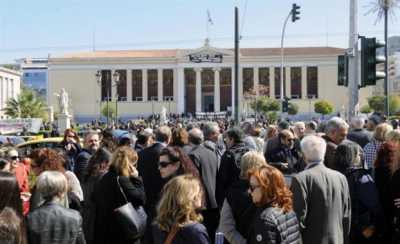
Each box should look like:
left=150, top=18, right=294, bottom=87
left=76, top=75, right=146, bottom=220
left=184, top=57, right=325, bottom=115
left=364, top=123, right=393, bottom=171
left=93, top=146, right=145, bottom=244
left=247, top=166, right=300, bottom=244
left=153, top=175, right=210, bottom=244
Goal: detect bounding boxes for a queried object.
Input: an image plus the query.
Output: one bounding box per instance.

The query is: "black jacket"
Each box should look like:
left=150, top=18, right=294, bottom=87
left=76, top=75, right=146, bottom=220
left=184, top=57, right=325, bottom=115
left=93, top=169, right=146, bottom=244
left=347, top=129, right=372, bottom=148
left=27, top=202, right=85, bottom=244
left=74, top=148, right=93, bottom=183
left=188, top=144, right=218, bottom=209
left=266, top=142, right=304, bottom=174
left=250, top=205, right=301, bottom=244
left=152, top=223, right=210, bottom=244
left=137, top=142, right=165, bottom=218
left=216, top=142, right=249, bottom=208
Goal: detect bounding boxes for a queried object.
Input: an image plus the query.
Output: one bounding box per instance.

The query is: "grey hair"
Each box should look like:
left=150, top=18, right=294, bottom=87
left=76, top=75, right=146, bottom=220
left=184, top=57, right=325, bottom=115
left=36, top=171, right=68, bottom=201
left=189, top=128, right=204, bottom=145
left=325, top=117, right=349, bottom=134
left=350, top=116, right=365, bottom=129
left=202, top=122, right=219, bottom=139
left=85, top=130, right=100, bottom=140
left=240, top=151, right=267, bottom=178
left=301, top=135, right=327, bottom=163
left=294, top=121, right=305, bottom=129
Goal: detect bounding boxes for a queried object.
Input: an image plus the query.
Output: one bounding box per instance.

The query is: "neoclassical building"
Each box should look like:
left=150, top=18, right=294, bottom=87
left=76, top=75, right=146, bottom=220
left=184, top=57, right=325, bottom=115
left=48, top=41, right=373, bottom=122
left=0, top=67, right=21, bottom=119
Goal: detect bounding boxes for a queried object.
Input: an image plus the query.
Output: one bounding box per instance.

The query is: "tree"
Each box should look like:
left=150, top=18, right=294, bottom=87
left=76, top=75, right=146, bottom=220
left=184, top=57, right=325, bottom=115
left=367, top=95, right=400, bottom=114
left=288, top=102, right=299, bottom=115
left=360, top=104, right=373, bottom=114
left=249, top=96, right=280, bottom=116
left=314, top=100, right=334, bottom=115
left=101, top=102, right=116, bottom=120
left=3, top=88, right=47, bottom=119
left=368, top=95, right=385, bottom=112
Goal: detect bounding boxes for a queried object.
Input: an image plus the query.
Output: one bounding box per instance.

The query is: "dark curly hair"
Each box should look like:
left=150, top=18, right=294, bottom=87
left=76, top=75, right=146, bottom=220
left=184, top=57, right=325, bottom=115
left=28, top=148, right=66, bottom=174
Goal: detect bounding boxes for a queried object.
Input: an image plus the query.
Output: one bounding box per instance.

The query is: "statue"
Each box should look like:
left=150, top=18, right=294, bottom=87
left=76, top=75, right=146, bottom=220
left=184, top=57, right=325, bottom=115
left=160, top=106, right=167, bottom=124
left=54, top=88, right=69, bottom=115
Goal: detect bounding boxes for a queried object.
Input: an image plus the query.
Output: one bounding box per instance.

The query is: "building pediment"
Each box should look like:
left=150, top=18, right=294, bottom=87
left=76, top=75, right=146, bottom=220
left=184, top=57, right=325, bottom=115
left=179, top=39, right=234, bottom=63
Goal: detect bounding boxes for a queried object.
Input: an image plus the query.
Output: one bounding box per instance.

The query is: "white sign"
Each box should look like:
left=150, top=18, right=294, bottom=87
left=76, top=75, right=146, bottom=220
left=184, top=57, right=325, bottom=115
left=0, top=118, right=43, bottom=134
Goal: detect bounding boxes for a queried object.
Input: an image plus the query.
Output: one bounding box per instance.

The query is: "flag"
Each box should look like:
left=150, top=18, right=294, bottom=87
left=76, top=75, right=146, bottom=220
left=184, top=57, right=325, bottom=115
left=207, top=9, right=214, bottom=25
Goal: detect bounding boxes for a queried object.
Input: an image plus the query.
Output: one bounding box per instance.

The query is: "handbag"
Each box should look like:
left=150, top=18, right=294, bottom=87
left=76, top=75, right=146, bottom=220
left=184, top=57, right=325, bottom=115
left=114, top=176, right=147, bottom=240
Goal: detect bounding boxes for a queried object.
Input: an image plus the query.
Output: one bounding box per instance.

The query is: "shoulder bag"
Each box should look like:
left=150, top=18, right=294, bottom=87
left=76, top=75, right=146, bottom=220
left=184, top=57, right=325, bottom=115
left=114, top=176, right=147, bottom=240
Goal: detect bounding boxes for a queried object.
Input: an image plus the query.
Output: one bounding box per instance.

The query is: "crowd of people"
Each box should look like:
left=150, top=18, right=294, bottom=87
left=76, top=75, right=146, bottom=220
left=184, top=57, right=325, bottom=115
left=0, top=113, right=400, bottom=244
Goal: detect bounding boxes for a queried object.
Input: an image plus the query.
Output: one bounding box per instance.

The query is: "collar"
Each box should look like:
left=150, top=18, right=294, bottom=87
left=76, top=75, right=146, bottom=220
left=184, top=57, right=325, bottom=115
left=155, top=141, right=167, bottom=147
left=305, top=160, right=322, bottom=170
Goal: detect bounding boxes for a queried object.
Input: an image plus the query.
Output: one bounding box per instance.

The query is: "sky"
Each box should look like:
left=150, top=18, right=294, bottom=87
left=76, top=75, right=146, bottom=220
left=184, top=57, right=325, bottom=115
left=0, top=0, right=399, bottom=63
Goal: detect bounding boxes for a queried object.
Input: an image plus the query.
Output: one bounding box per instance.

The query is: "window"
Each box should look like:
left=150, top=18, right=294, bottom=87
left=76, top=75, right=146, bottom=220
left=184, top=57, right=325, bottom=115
left=220, top=68, right=232, bottom=111
left=10, top=79, right=14, bottom=98
left=258, top=67, right=270, bottom=96
left=307, top=67, right=318, bottom=98
left=184, top=68, right=196, bottom=113
left=274, top=67, right=286, bottom=99
left=163, top=69, right=174, bottom=101
left=101, top=70, right=112, bottom=101
left=290, top=67, right=302, bottom=99
left=148, top=69, right=158, bottom=101
left=116, top=70, right=127, bottom=101
left=132, top=70, right=143, bottom=101
left=242, top=68, right=254, bottom=96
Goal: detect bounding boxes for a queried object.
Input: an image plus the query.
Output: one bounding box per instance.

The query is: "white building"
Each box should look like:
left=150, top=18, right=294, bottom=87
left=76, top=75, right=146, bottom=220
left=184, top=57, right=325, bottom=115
left=48, top=41, right=374, bottom=122
left=0, top=67, right=21, bottom=119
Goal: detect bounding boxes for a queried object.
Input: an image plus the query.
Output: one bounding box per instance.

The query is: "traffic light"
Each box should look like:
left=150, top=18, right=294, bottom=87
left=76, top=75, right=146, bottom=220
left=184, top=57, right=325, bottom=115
left=338, top=54, right=349, bottom=86
left=360, top=37, right=386, bottom=87
left=282, top=97, right=290, bottom=113
left=291, top=4, right=300, bottom=22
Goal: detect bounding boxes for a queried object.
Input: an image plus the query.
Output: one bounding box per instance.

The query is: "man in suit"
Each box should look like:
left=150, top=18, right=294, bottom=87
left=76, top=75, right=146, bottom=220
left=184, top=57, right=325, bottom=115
left=347, top=116, right=372, bottom=148
left=291, top=135, right=351, bottom=244
left=188, top=128, right=219, bottom=241
left=322, top=117, right=349, bottom=170
left=137, top=126, right=171, bottom=219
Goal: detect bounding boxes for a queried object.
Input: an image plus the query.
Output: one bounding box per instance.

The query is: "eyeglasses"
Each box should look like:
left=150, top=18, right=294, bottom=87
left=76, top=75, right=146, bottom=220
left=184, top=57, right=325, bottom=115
left=249, top=184, right=261, bottom=193
left=66, top=134, right=76, bottom=138
left=158, top=161, right=176, bottom=168
left=10, top=156, right=19, bottom=161
left=286, top=138, right=295, bottom=142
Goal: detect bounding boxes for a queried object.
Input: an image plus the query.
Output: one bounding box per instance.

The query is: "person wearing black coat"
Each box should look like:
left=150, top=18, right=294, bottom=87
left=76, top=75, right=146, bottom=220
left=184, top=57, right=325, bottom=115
left=347, top=117, right=372, bottom=148
left=216, top=127, right=249, bottom=208
left=93, top=146, right=146, bottom=244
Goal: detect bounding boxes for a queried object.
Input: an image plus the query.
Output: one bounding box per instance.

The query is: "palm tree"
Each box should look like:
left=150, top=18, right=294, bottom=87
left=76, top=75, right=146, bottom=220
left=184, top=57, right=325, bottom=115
left=3, top=88, right=48, bottom=119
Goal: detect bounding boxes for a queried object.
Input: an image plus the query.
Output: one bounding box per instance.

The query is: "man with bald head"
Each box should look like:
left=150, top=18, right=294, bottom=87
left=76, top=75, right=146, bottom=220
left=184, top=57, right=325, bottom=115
left=265, top=129, right=304, bottom=174
left=188, top=128, right=219, bottom=240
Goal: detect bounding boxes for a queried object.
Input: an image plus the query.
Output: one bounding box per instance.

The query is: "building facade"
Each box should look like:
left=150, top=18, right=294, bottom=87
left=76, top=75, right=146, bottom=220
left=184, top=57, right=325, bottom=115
left=48, top=41, right=373, bottom=122
left=16, top=58, right=48, bottom=102
left=0, top=67, right=21, bottom=119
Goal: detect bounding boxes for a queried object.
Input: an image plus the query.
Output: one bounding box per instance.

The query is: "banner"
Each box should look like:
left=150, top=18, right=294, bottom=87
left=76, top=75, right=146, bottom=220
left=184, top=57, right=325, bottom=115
left=0, top=118, right=43, bottom=134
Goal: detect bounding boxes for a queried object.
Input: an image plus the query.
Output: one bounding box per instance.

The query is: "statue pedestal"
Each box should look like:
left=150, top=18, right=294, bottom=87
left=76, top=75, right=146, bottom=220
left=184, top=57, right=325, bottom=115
left=57, top=113, right=71, bottom=134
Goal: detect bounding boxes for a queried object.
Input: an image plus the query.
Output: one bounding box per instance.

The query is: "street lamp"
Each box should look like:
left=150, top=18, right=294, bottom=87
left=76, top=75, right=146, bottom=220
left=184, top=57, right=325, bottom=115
left=113, top=70, right=120, bottom=127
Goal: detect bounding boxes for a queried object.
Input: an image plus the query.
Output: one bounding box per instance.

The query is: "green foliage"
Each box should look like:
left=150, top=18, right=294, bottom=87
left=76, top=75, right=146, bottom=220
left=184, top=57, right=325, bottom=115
left=249, top=96, right=280, bottom=116
left=360, top=104, right=372, bottom=114
left=367, top=96, right=385, bottom=112
left=367, top=95, right=400, bottom=115
left=101, top=102, right=117, bottom=119
left=3, top=88, right=48, bottom=119
left=266, top=111, right=278, bottom=123
left=288, top=102, right=299, bottom=115
left=314, top=100, right=334, bottom=115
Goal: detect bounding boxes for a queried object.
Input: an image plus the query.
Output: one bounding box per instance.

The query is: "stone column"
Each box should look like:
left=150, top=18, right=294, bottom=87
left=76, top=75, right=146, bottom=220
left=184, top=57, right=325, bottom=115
left=285, top=67, right=291, bottom=99
left=195, top=68, right=202, bottom=112
left=158, top=68, right=163, bottom=101
left=142, top=69, right=148, bottom=102
left=269, top=67, right=275, bottom=98
left=254, top=67, right=259, bottom=96
left=111, top=70, right=117, bottom=100
left=126, top=69, right=132, bottom=102
left=176, top=67, right=185, bottom=114
left=213, top=67, right=221, bottom=112
left=301, top=66, right=307, bottom=99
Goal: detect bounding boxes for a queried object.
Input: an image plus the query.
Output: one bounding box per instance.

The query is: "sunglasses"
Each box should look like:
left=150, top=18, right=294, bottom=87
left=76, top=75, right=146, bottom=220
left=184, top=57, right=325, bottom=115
left=10, top=156, right=19, bottom=161
left=158, top=161, right=176, bottom=168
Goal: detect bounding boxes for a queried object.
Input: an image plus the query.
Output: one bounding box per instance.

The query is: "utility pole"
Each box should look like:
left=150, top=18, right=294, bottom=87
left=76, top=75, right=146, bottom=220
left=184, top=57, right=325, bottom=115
left=384, top=7, right=389, bottom=116
left=348, top=0, right=359, bottom=119
left=234, top=7, right=240, bottom=125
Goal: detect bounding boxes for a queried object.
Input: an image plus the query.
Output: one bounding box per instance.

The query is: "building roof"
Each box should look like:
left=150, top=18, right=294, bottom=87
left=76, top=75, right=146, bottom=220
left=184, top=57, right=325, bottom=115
left=58, top=46, right=345, bottom=59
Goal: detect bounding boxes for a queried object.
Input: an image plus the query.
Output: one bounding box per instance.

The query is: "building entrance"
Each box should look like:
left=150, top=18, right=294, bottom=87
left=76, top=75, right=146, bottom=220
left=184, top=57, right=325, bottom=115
left=203, top=94, right=214, bottom=112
